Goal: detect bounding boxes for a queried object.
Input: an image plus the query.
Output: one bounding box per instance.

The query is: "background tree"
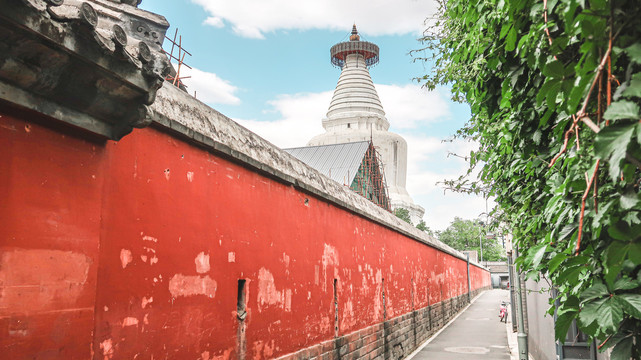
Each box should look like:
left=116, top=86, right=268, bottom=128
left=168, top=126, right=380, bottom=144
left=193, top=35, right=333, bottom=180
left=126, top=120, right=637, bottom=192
left=417, top=0, right=641, bottom=357
left=415, top=219, right=438, bottom=237
left=439, top=217, right=505, bottom=261
left=394, top=208, right=413, bottom=225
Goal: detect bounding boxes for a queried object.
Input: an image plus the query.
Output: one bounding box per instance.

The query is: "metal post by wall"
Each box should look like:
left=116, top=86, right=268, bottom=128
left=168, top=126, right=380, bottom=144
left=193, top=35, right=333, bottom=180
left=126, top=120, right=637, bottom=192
left=466, top=254, right=472, bottom=303
left=479, top=232, right=484, bottom=263
left=514, top=250, right=529, bottom=360
left=507, top=251, right=517, bottom=331
left=553, top=292, right=564, bottom=359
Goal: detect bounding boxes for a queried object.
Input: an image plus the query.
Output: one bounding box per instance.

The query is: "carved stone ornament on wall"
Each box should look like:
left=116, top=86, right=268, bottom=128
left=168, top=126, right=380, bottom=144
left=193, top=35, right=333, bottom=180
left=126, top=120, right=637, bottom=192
left=0, top=0, right=171, bottom=140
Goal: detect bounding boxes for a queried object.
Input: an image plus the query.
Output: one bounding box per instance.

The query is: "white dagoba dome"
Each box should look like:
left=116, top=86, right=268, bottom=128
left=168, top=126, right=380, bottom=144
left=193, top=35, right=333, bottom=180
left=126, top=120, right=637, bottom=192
left=308, top=25, right=424, bottom=223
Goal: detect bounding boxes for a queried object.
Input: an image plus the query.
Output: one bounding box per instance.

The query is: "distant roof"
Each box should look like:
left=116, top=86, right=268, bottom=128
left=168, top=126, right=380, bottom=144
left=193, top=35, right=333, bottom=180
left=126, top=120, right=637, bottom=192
left=483, top=262, right=509, bottom=274
left=284, top=141, right=370, bottom=186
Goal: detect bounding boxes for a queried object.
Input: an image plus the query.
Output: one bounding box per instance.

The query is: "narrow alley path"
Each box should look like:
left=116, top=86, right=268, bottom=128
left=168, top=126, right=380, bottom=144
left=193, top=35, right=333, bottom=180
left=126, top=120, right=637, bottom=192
left=409, top=289, right=511, bottom=360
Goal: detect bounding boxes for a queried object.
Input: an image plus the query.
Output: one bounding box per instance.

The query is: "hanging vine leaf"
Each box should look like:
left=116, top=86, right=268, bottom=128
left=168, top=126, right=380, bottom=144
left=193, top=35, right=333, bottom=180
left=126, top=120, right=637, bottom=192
left=619, top=294, right=641, bottom=320
left=603, top=101, right=641, bottom=121
left=594, top=124, right=636, bottom=181
left=610, top=337, right=634, bottom=360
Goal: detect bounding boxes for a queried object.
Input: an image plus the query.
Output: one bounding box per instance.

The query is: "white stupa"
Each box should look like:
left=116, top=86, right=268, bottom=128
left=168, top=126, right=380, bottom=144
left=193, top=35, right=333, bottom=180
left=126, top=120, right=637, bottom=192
left=308, top=25, right=425, bottom=223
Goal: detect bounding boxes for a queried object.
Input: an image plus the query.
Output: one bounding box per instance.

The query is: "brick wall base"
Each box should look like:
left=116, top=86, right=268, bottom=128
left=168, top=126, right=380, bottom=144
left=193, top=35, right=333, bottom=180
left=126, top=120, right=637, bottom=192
left=277, top=287, right=491, bottom=360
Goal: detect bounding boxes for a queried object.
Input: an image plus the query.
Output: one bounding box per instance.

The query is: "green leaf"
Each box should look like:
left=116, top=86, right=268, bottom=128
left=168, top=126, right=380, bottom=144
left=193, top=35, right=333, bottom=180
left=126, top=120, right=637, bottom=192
left=505, top=26, right=517, bottom=52
left=532, top=129, right=542, bottom=144
left=608, top=222, right=641, bottom=242
left=620, top=189, right=640, bottom=210
left=623, top=259, right=637, bottom=273
left=500, top=24, right=512, bottom=39
left=610, top=337, right=633, bottom=360
left=556, top=265, right=585, bottom=285
left=622, top=77, right=641, bottom=98
left=543, top=60, right=565, bottom=78
left=618, top=294, right=641, bottom=319
left=605, top=265, right=623, bottom=291
left=594, top=123, right=636, bottom=182
left=580, top=283, right=608, bottom=301
left=625, top=43, right=641, bottom=64
left=613, top=277, right=638, bottom=291
left=605, top=240, right=629, bottom=266
left=578, top=297, right=606, bottom=327
left=526, top=243, right=548, bottom=269
left=558, top=224, right=576, bottom=241
left=564, top=295, right=581, bottom=310
left=546, top=81, right=562, bottom=108
left=555, top=311, right=577, bottom=342
left=603, top=100, right=640, bottom=121
left=629, top=243, right=641, bottom=264
left=548, top=252, right=567, bottom=274
left=509, top=66, right=525, bottom=87
left=588, top=0, right=606, bottom=11
left=568, top=75, right=590, bottom=112
left=537, top=79, right=560, bottom=106
left=595, top=297, right=623, bottom=332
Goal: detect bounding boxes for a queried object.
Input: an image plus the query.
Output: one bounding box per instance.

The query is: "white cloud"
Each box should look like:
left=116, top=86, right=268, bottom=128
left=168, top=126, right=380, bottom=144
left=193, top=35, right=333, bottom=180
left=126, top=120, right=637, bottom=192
left=401, top=133, right=490, bottom=230
left=419, top=192, right=493, bottom=231
left=378, top=84, right=451, bottom=129
left=204, top=17, right=224, bottom=28
left=235, top=91, right=332, bottom=148
left=403, top=136, right=465, bottom=195
left=191, top=0, right=437, bottom=38
left=175, top=64, right=241, bottom=105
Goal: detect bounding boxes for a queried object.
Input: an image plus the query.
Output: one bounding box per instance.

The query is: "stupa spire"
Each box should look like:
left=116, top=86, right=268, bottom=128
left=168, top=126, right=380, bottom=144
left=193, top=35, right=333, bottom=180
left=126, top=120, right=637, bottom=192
left=308, top=26, right=426, bottom=224
left=325, top=24, right=388, bottom=132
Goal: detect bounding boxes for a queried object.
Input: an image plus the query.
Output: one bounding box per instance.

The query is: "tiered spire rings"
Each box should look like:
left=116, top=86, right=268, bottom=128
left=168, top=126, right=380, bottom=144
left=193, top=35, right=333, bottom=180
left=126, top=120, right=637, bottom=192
left=330, top=25, right=379, bottom=68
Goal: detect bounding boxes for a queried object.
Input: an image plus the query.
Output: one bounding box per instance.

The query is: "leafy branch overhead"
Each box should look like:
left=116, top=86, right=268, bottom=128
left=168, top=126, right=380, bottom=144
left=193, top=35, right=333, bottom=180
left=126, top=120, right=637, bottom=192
left=416, top=0, right=641, bottom=357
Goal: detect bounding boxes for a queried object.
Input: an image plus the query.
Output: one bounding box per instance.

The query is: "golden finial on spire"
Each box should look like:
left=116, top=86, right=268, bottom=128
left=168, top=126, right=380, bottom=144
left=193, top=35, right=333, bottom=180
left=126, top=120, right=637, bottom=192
left=349, top=24, right=360, bottom=41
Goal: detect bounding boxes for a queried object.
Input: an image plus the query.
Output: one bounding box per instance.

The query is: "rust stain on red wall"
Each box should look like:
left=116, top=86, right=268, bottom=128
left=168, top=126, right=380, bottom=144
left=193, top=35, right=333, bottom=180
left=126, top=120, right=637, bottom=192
left=1, top=110, right=490, bottom=359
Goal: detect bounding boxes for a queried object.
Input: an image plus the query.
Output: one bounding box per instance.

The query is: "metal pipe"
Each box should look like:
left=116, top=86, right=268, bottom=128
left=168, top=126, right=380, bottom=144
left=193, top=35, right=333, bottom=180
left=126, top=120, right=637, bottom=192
left=514, top=251, right=529, bottom=360
left=466, top=253, right=472, bottom=303
left=553, top=292, right=564, bottom=359
left=507, top=251, right=517, bottom=331
left=479, top=231, right=483, bottom=263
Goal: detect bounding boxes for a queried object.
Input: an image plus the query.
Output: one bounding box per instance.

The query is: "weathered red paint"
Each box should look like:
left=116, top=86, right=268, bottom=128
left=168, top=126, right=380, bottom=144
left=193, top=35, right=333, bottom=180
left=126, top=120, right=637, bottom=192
left=0, top=108, right=105, bottom=359
left=0, top=108, right=490, bottom=359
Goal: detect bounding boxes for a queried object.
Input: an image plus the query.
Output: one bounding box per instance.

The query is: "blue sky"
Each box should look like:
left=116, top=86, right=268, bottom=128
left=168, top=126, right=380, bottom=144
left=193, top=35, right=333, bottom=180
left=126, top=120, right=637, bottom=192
left=140, top=0, right=490, bottom=231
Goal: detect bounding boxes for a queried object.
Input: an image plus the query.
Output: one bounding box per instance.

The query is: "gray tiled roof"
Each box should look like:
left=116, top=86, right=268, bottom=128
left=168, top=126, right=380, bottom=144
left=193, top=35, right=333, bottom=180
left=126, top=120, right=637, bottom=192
left=284, top=141, right=370, bottom=186
left=483, top=262, right=509, bottom=273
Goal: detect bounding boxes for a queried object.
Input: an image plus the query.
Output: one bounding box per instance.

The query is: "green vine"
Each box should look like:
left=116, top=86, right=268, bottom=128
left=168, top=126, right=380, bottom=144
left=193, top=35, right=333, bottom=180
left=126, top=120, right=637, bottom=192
left=416, top=0, right=641, bottom=357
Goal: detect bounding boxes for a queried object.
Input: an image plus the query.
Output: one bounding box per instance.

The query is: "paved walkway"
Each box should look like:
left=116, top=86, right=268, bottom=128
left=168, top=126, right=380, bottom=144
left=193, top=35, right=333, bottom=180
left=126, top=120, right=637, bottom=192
left=409, top=289, right=512, bottom=360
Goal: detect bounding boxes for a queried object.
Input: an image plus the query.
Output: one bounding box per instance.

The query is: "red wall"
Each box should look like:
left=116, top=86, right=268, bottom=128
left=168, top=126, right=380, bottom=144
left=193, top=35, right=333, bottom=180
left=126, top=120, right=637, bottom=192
left=0, top=109, right=106, bottom=359
left=0, top=108, right=490, bottom=360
